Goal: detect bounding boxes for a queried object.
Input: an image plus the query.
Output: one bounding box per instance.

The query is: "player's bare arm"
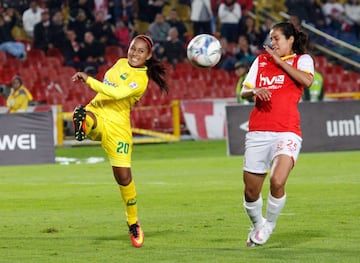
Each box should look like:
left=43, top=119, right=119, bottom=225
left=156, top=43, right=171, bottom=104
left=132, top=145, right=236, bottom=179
left=241, top=85, right=272, bottom=101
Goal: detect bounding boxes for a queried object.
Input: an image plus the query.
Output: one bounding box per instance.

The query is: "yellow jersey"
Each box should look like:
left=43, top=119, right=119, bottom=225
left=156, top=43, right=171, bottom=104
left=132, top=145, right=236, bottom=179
left=85, top=58, right=149, bottom=126
left=6, top=85, right=33, bottom=113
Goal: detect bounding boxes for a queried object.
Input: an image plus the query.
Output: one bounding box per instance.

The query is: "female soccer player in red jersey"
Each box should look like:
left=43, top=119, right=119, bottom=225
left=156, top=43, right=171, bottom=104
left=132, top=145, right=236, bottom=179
left=240, top=22, right=314, bottom=246
left=71, top=35, right=168, bottom=248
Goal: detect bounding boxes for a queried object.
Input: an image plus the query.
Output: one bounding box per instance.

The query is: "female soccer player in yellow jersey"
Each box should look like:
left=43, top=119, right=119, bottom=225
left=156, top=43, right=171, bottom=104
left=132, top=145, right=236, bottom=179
left=71, top=35, right=168, bottom=248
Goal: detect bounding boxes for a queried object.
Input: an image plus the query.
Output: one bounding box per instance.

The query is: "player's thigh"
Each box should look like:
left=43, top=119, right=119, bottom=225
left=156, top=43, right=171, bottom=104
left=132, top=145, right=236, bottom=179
left=271, top=132, right=302, bottom=165
left=102, top=122, right=133, bottom=167
left=244, top=131, right=274, bottom=174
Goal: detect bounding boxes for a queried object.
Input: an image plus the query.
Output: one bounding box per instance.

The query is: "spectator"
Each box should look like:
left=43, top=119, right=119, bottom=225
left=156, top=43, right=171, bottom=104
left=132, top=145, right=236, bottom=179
left=259, top=17, right=274, bottom=47
left=235, top=34, right=256, bottom=63
left=2, top=6, right=24, bottom=36
left=134, top=0, right=152, bottom=24
left=114, top=18, right=131, bottom=50
left=344, top=0, right=360, bottom=39
left=322, top=0, right=349, bottom=33
left=68, top=8, right=91, bottom=42
left=94, top=0, right=110, bottom=20
left=78, top=31, right=105, bottom=71
left=89, top=9, right=117, bottom=45
left=33, top=9, right=51, bottom=52
left=148, top=13, right=171, bottom=44
left=155, top=27, right=187, bottom=66
left=234, top=61, right=252, bottom=103
left=148, top=0, right=166, bottom=23
left=237, top=0, right=254, bottom=16
left=45, top=0, right=64, bottom=14
left=48, top=9, right=67, bottom=50
left=62, top=29, right=81, bottom=68
left=117, top=0, right=135, bottom=25
left=210, top=0, right=219, bottom=34
left=285, top=0, right=313, bottom=23
left=2, top=0, right=29, bottom=14
left=238, top=15, right=262, bottom=54
left=22, top=0, right=42, bottom=39
left=288, top=14, right=303, bottom=32
left=220, top=34, right=255, bottom=71
left=166, top=8, right=188, bottom=42
left=69, top=0, right=95, bottom=23
left=303, top=70, right=324, bottom=102
left=218, top=0, right=242, bottom=43
left=216, top=37, right=236, bottom=69
left=129, top=20, right=140, bottom=39
left=0, top=14, right=26, bottom=60
left=190, top=0, right=213, bottom=36
left=6, top=75, right=33, bottom=113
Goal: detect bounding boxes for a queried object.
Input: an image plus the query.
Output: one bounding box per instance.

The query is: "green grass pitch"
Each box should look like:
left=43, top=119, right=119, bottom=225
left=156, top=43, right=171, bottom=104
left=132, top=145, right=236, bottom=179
left=1, top=140, right=359, bottom=263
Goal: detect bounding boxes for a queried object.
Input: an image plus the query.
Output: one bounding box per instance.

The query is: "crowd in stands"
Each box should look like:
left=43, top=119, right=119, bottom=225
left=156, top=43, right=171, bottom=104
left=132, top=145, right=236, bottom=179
left=0, top=0, right=359, bottom=115
left=0, top=1, right=358, bottom=69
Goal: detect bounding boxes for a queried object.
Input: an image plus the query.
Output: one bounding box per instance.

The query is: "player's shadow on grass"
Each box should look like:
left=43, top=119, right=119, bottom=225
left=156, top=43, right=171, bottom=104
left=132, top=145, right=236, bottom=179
left=268, top=229, right=326, bottom=248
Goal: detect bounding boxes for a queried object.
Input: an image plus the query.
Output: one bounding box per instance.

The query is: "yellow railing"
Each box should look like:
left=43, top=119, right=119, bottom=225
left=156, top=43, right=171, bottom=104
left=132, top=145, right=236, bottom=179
left=325, top=93, right=360, bottom=100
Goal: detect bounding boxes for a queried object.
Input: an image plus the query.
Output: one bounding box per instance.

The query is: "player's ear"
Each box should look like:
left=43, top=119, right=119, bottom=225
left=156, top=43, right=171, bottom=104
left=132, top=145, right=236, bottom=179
left=146, top=53, right=152, bottom=61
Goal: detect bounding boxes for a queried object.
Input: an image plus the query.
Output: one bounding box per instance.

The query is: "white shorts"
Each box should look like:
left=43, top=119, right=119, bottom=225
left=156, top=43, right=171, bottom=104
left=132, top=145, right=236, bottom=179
left=243, top=131, right=302, bottom=174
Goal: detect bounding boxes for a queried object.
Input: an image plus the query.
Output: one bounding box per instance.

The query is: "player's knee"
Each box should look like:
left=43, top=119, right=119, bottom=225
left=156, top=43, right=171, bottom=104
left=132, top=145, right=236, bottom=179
left=244, top=188, right=261, bottom=202
left=270, top=178, right=286, bottom=195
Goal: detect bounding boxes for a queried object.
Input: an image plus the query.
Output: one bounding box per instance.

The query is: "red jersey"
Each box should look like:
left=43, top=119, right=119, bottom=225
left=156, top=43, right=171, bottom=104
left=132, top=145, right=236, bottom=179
left=243, top=53, right=314, bottom=137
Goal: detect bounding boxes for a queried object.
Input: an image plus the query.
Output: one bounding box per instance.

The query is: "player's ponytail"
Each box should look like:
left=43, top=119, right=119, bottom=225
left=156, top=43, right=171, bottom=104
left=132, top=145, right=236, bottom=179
left=145, top=57, right=169, bottom=94
left=134, top=35, right=169, bottom=93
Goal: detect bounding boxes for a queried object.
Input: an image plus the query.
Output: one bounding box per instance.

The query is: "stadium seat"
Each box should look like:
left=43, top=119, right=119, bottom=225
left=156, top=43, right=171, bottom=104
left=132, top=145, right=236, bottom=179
left=60, top=66, right=77, bottom=76
left=0, top=67, right=17, bottom=85
left=27, top=48, right=46, bottom=62
left=0, top=95, right=5, bottom=106
left=175, top=62, right=193, bottom=75
left=62, top=100, right=78, bottom=112
left=0, top=50, right=6, bottom=66
left=46, top=47, right=65, bottom=64
left=105, top=45, right=125, bottom=58
left=46, top=92, right=65, bottom=106
left=43, top=56, right=63, bottom=70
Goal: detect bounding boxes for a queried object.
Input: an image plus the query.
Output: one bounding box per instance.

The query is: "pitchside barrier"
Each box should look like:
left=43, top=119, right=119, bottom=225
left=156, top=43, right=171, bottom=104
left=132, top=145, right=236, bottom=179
left=0, top=111, right=55, bottom=165
left=226, top=100, right=360, bottom=155
left=0, top=105, right=62, bottom=146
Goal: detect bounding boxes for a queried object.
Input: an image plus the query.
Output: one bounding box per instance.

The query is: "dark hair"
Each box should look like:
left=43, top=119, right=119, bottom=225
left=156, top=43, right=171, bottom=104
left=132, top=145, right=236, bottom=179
left=145, top=57, right=168, bottom=93
left=135, top=35, right=169, bottom=93
left=12, top=75, right=22, bottom=85
left=272, top=22, right=308, bottom=54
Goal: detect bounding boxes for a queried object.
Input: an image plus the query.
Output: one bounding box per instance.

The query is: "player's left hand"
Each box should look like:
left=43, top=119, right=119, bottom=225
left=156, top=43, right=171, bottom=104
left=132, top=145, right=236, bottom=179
left=72, top=72, right=88, bottom=83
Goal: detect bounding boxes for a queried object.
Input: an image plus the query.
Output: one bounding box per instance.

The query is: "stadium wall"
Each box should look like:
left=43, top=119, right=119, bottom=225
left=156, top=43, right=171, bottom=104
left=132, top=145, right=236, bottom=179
left=226, top=100, right=360, bottom=155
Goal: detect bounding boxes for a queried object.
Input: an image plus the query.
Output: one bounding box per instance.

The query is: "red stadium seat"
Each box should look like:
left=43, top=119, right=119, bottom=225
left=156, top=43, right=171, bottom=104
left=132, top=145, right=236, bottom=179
left=0, top=50, right=7, bottom=66
left=27, top=48, right=46, bottom=62
left=46, top=47, right=64, bottom=64
left=314, top=55, right=328, bottom=70
left=0, top=67, right=17, bottom=85
left=105, top=45, right=125, bottom=57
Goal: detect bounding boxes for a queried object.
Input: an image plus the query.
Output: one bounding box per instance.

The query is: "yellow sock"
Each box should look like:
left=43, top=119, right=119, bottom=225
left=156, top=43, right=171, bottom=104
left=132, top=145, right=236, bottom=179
left=119, top=180, right=138, bottom=225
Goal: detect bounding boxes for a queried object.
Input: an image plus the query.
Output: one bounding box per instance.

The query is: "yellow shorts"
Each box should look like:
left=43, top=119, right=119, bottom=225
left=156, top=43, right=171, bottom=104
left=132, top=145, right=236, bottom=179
left=85, top=107, right=132, bottom=168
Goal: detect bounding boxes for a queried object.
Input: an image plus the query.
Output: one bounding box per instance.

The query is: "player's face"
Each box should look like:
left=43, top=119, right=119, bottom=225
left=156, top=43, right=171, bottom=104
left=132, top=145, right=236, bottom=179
left=127, top=38, right=152, bottom=68
left=269, top=28, right=294, bottom=57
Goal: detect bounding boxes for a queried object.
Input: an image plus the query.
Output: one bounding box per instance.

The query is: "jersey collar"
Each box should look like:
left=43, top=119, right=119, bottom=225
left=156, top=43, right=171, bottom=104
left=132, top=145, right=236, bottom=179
left=281, top=54, right=296, bottom=61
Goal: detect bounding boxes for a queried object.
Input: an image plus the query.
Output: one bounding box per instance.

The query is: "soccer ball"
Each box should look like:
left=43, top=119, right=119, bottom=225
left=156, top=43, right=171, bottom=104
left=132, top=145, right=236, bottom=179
left=187, top=34, right=222, bottom=68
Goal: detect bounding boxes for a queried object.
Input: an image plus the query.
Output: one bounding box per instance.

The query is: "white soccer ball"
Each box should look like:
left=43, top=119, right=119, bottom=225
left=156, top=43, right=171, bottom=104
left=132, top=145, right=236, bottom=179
left=187, top=34, right=222, bottom=68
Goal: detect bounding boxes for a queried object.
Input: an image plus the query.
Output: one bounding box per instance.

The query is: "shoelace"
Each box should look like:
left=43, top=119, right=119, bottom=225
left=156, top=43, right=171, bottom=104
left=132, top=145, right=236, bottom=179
left=129, top=224, right=139, bottom=238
